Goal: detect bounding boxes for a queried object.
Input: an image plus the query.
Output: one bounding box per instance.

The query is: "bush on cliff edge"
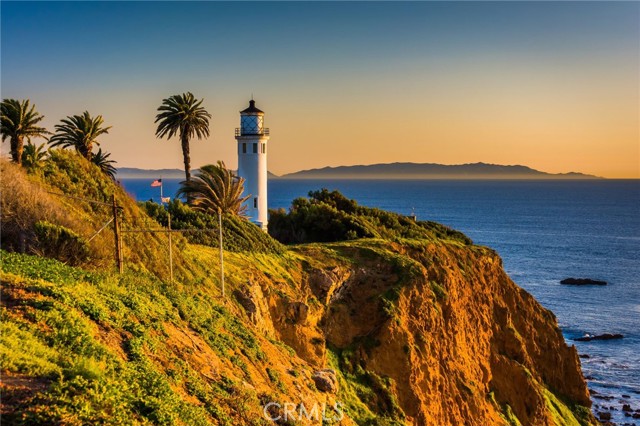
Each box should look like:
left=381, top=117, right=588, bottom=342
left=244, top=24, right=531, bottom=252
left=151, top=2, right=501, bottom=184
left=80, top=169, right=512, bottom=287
left=268, top=188, right=472, bottom=245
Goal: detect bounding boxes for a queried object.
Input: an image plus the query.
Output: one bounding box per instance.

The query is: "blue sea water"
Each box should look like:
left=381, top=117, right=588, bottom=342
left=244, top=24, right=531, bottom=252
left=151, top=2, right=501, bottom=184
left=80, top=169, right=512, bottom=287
left=122, top=178, right=640, bottom=421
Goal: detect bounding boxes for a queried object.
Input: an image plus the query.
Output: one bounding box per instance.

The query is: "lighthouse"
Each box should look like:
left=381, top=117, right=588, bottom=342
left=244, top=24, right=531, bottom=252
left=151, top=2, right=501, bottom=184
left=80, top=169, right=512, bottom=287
left=235, top=99, right=270, bottom=230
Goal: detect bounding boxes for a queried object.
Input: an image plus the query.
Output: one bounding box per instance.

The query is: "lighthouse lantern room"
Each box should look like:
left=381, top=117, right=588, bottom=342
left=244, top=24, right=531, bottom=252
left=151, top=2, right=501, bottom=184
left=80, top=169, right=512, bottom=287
left=235, top=100, right=270, bottom=231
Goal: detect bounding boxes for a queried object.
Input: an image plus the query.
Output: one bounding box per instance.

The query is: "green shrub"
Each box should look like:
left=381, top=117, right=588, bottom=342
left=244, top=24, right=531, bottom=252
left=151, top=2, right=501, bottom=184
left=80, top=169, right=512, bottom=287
left=268, top=189, right=472, bottom=246
left=33, top=220, right=90, bottom=265
left=140, top=199, right=284, bottom=254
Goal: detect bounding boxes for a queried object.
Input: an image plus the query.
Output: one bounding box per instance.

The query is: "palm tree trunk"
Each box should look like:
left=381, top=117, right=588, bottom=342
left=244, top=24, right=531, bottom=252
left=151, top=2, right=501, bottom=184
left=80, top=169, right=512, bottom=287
left=85, top=142, right=93, bottom=161
left=181, top=133, right=191, bottom=183
left=181, top=133, right=193, bottom=203
left=10, top=136, right=23, bottom=165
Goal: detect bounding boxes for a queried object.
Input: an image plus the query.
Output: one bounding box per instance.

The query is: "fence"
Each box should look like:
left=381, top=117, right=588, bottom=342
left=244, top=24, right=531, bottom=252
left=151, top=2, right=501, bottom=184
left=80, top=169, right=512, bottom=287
left=45, top=191, right=227, bottom=296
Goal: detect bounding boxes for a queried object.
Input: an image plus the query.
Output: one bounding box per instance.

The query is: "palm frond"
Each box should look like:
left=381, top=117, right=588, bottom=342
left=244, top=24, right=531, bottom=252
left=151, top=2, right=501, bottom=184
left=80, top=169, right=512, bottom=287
left=49, top=111, right=111, bottom=160
left=21, top=141, right=49, bottom=169
left=177, top=161, right=249, bottom=216
left=1, top=98, right=50, bottom=165
left=91, top=147, right=118, bottom=180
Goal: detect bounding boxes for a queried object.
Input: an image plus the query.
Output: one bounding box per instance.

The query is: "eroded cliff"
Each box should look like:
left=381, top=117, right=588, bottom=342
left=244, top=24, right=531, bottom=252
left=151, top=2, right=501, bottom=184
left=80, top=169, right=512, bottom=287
left=229, top=238, right=594, bottom=426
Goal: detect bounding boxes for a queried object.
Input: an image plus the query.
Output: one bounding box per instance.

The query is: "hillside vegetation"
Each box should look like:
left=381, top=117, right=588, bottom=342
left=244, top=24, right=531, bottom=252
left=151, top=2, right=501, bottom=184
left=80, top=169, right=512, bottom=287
left=1, top=152, right=595, bottom=425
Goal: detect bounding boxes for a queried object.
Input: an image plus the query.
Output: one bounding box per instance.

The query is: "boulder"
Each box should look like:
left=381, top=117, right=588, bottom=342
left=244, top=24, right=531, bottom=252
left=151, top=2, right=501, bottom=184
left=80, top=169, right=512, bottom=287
left=560, top=278, right=607, bottom=285
left=598, top=412, right=612, bottom=421
left=312, top=369, right=338, bottom=393
left=574, top=333, right=624, bottom=342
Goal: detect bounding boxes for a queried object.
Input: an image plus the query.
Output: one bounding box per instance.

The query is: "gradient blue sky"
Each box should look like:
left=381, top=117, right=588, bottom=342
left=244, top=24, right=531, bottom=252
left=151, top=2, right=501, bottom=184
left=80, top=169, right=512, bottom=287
left=2, top=1, right=638, bottom=177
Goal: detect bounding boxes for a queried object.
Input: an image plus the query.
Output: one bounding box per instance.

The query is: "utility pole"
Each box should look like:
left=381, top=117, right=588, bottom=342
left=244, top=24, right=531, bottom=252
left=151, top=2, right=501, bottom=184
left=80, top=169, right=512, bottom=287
left=168, top=212, right=174, bottom=282
left=112, top=195, right=123, bottom=273
left=218, top=209, right=225, bottom=298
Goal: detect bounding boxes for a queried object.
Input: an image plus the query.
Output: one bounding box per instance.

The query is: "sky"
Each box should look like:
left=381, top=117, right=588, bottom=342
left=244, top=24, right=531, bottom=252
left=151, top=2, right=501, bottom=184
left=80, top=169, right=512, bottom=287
left=1, top=1, right=638, bottom=178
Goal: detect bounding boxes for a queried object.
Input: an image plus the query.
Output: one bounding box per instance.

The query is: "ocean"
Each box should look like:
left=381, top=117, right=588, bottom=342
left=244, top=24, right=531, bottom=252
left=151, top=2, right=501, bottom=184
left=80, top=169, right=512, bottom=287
left=122, top=178, right=640, bottom=422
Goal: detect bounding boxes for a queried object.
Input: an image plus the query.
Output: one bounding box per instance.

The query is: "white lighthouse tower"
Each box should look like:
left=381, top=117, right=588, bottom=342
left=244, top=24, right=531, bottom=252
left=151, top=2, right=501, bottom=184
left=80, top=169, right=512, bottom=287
left=235, top=99, right=270, bottom=230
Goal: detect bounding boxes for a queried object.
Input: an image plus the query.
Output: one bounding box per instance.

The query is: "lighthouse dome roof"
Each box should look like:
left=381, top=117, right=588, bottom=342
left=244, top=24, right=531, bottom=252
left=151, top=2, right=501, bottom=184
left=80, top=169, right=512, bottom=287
left=240, top=100, right=264, bottom=114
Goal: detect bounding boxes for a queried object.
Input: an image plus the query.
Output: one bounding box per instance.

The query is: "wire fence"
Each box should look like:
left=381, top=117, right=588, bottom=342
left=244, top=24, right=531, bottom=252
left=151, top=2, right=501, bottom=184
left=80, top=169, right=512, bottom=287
left=45, top=191, right=226, bottom=294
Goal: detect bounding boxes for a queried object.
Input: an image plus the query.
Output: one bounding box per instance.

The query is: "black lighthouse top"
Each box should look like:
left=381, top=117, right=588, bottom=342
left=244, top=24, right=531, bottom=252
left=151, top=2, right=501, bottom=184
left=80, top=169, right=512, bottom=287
left=240, top=100, right=264, bottom=115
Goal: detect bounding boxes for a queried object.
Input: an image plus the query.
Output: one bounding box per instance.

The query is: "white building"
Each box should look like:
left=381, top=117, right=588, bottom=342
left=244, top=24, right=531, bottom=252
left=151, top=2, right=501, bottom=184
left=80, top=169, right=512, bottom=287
left=235, top=99, right=270, bottom=231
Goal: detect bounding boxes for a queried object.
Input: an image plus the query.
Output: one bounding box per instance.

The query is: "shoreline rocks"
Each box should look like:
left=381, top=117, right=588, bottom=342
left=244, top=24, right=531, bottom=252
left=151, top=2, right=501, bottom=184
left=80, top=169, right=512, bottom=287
left=575, top=333, right=624, bottom=342
left=560, top=278, right=607, bottom=286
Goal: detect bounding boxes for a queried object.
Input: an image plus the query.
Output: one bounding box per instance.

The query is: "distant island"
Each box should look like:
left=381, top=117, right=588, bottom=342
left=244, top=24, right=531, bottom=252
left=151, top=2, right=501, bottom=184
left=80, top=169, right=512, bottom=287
left=279, top=162, right=601, bottom=180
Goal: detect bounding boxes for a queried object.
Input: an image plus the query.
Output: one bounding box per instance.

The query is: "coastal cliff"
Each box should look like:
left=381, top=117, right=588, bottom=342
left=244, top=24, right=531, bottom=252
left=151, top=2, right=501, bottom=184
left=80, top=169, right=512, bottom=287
left=234, top=240, right=593, bottom=426
left=0, top=153, right=595, bottom=425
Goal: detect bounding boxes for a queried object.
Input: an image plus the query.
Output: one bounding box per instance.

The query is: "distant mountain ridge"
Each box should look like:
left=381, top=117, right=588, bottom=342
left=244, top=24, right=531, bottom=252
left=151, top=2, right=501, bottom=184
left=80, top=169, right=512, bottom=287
left=281, top=162, right=601, bottom=180
left=117, top=167, right=279, bottom=179
left=116, top=168, right=188, bottom=179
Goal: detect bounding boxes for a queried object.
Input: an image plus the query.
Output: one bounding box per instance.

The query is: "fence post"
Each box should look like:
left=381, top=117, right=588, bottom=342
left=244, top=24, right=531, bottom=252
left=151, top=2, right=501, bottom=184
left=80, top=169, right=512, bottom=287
left=168, top=212, right=174, bottom=282
left=112, top=195, right=123, bottom=273
left=218, top=209, right=225, bottom=298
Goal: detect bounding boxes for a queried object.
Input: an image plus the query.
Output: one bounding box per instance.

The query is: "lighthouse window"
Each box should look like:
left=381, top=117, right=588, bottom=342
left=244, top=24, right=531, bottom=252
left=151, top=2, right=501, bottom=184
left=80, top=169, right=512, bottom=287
left=253, top=143, right=257, bottom=153
left=262, top=143, right=266, bottom=153
left=242, top=143, right=246, bottom=154
left=253, top=197, right=258, bottom=208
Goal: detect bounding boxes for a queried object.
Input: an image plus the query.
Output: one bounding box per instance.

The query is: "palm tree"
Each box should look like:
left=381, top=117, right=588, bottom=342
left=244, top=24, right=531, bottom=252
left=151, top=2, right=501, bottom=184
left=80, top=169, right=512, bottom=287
left=177, top=161, right=245, bottom=299
left=92, top=147, right=117, bottom=180
left=1, top=99, right=50, bottom=166
left=155, top=92, right=211, bottom=183
left=176, top=161, right=249, bottom=216
left=21, top=141, right=49, bottom=169
left=49, top=111, right=111, bottom=160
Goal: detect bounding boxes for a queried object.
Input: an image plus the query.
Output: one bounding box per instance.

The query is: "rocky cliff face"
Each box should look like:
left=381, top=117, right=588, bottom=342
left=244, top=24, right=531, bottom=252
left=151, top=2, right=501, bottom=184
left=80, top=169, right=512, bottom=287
left=236, top=239, right=594, bottom=426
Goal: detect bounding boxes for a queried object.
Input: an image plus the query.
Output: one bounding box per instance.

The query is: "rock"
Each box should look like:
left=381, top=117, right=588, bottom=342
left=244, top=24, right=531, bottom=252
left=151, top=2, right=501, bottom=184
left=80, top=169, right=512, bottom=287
left=307, top=266, right=350, bottom=305
left=579, top=354, right=591, bottom=359
left=623, top=404, right=632, bottom=412
left=574, top=333, right=624, bottom=342
left=623, top=394, right=631, bottom=398
left=312, top=369, right=338, bottom=393
left=594, top=395, right=615, bottom=401
left=286, top=301, right=309, bottom=324
left=232, top=281, right=275, bottom=337
left=560, top=278, right=607, bottom=285
left=598, top=411, right=612, bottom=421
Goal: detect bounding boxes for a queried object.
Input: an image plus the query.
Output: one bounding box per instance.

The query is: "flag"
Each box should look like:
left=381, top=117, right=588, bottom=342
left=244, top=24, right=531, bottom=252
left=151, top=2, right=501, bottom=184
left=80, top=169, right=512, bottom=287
left=161, top=197, right=171, bottom=203
left=151, top=179, right=162, bottom=187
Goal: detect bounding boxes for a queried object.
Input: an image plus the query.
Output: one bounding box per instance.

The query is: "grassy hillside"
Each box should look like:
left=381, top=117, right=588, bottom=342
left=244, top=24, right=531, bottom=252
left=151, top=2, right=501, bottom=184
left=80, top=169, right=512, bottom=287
left=1, top=249, right=327, bottom=425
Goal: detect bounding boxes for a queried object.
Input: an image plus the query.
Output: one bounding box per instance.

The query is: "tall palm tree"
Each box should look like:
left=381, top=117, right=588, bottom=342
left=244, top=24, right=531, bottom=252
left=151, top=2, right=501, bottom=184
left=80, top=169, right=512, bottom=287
left=176, top=161, right=249, bottom=216
left=177, top=161, right=246, bottom=299
left=1, top=99, right=50, bottom=166
left=92, top=147, right=117, bottom=180
left=49, top=111, right=111, bottom=160
left=21, top=141, right=49, bottom=170
left=155, top=92, right=211, bottom=183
